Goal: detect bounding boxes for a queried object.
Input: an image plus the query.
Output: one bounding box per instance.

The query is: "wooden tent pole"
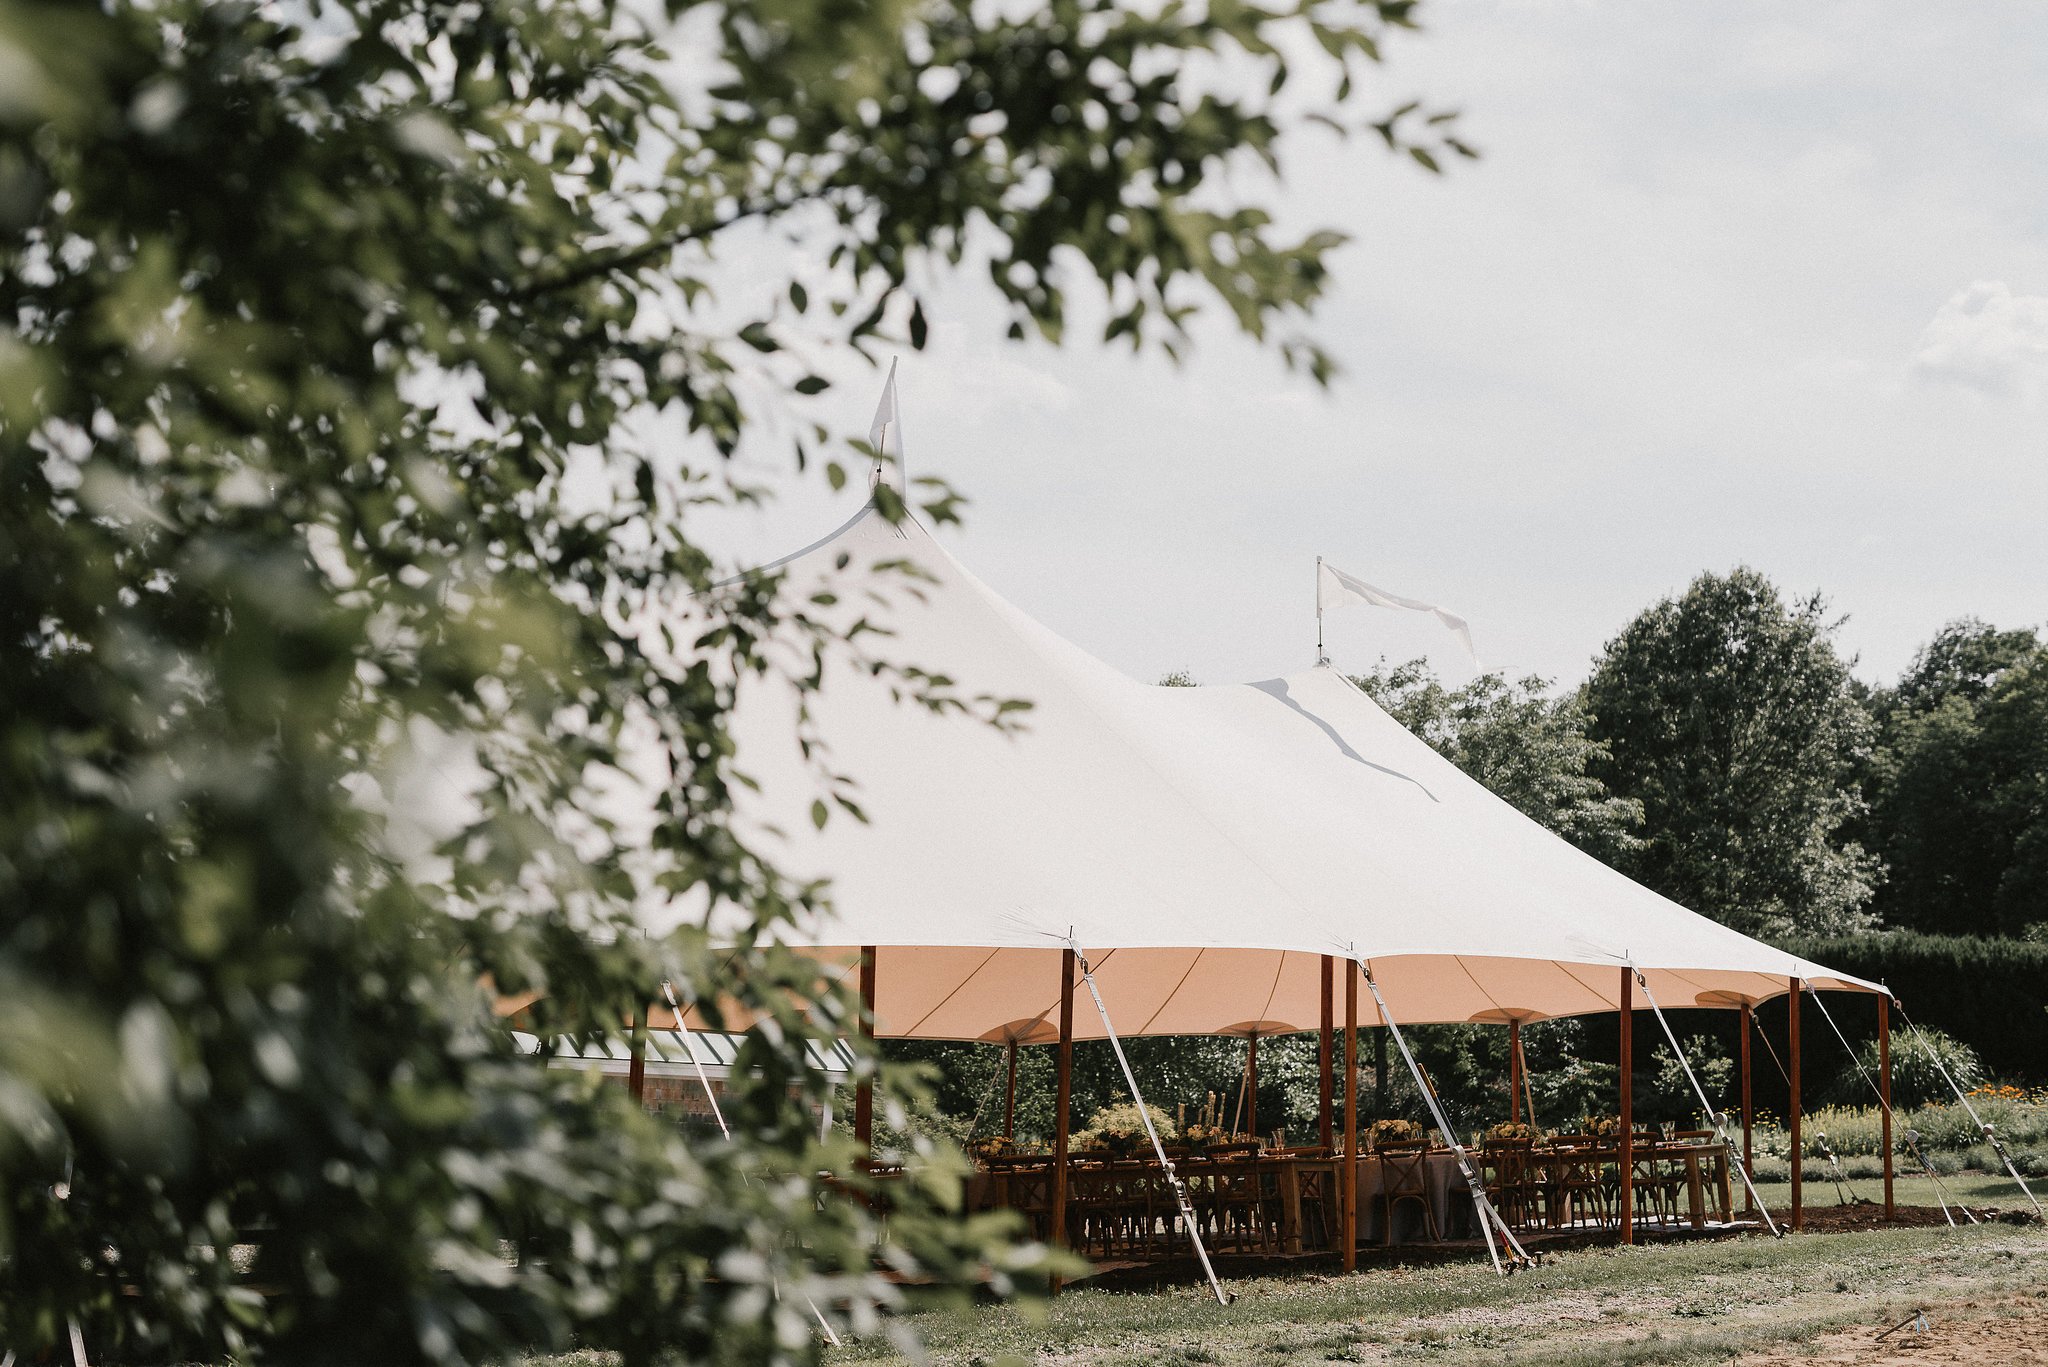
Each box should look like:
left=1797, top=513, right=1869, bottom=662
left=854, top=946, right=877, bottom=1157
left=1003, top=1037, right=1019, bottom=1141
left=1343, top=963, right=1359, bottom=1273
left=1879, top=994, right=1894, bottom=1220
left=1788, top=977, right=1803, bottom=1232
left=1740, top=1002, right=1756, bottom=1216
left=1618, top=968, right=1634, bottom=1245
left=1050, top=948, right=1076, bottom=1292
left=1319, top=956, right=1335, bottom=1151
left=1508, top=1019, right=1523, bottom=1125
left=1246, top=1034, right=1260, bottom=1140
left=627, top=1002, right=648, bottom=1105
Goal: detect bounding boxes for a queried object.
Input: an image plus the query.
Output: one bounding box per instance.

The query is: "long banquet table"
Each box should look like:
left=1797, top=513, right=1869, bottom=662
left=953, top=1139, right=1734, bottom=1263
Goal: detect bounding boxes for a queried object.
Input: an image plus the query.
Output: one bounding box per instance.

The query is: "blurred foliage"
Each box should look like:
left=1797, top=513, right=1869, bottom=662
left=1581, top=568, right=1879, bottom=938
left=0, top=0, right=1459, bottom=1361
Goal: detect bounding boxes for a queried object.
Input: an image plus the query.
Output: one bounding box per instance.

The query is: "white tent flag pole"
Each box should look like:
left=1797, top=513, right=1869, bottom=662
left=867, top=357, right=905, bottom=489
left=1315, top=555, right=1327, bottom=665
left=1895, top=998, right=2042, bottom=1218
left=1317, top=561, right=1478, bottom=668
left=1067, top=936, right=1233, bottom=1306
left=1629, top=966, right=1780, bottom=1237
left=659, top=982, right=841, bottom=1346
left=1355, top=956, right=1533, bottom=1274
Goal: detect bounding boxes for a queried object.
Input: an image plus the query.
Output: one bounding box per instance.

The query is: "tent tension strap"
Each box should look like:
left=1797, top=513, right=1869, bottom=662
left=1069, top=937, right=1233, bottom=1306
left=1355, top=956, right=1534, bottom=1274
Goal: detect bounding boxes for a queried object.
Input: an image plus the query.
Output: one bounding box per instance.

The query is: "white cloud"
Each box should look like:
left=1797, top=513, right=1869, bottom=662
left=1912, top=281, right=2048, bottom=402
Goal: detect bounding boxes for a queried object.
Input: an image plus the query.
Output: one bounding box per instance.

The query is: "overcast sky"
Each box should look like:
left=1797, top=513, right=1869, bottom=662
left=687, top=0, right=2048, bottom=693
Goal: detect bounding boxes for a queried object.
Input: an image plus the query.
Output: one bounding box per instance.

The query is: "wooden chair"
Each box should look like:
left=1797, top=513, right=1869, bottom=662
left=1544, top=1143, right=1613, bottom=1229
left=1377, top=1142, right=1440, bottom=1245
left=1479, top=1138, right=1538, bottom=1230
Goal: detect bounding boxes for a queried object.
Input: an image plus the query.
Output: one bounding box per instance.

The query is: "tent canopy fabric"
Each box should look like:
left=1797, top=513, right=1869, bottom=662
left=657, top=502, right=1878, bottom=1041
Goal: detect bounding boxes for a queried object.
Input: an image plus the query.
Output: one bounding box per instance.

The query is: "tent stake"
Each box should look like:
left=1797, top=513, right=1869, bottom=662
left=1356, top=958, right=1532, bottom=1273
left=1067, top=938, right=1232, bottom=1305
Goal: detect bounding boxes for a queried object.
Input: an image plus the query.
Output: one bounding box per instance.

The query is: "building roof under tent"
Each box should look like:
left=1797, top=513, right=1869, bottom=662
left=647, top=496, right=1879, bottom=1041
left=513, top=1029, right=855, bottom=1079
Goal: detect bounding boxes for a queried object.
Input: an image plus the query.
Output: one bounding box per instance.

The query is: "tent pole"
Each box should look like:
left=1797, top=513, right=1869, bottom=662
left=1618, top=968, right=1634, bottom=1246
left=1740, top=1002, right=1756, bottom=1216
left=1050, top=948, right=1075, bottom=1293
left=1319, top=956, right=1335, bottom=1152
left=1247, top=1034, right=1260, bottom=1140
left=1508, top=1019, right=1522, bottom=1125
left=1878, top=995, right=1894, bottom=1220
left=1342, top=963, right=1358, bottom=1273
left=1788, top=977, right=1803, bottom=1232
left=854, top=946, right=876, bottom=1159
left=1003, top=1038, right=1019, bottom=1141
left=627, top=1002, right=648, bottom=1105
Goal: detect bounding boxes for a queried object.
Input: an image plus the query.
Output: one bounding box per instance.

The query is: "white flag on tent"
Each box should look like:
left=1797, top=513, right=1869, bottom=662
left=867, top=358, right=905, bottom=477
left=1317, top=561, right=1479, bottom=666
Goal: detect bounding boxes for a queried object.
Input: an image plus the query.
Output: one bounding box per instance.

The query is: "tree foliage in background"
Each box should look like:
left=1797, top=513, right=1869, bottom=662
left=1859, top=620, right=2048, bottom=938
left=1581, top=568, right=1880, bottom=938
left=0, top=0, right=1463, bottom=1360
left=1351, top=660, right=1643, bottom=863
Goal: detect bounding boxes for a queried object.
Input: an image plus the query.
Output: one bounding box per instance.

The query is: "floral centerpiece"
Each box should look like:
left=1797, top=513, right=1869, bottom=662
left=967, top=1135, right=1019, bottom=1163
left=1483, top=1120, right=1538, bottom=1143
left=1365, top=1118, right=1423, bottom=1151
left=1181, top=1122, right=1230, bottom=1153
left=1073, top=1102, right=1177, bottom=1157
left=1579, top=1114, right=1623, bottom=1138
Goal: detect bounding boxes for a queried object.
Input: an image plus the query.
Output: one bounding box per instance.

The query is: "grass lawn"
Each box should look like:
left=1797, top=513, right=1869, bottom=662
left=1748, top=1170, right=2033, bottom=1214
left=827, top=1219, right=2048, bottom=1367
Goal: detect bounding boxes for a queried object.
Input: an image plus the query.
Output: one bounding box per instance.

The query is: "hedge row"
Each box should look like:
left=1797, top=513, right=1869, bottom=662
left=1775, top=932, right=2048, bottom=1084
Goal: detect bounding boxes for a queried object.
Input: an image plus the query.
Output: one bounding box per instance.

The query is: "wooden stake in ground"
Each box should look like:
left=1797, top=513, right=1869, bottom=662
left=1789, top=976, right=1803, bottom=1233
left=1050, top=947, right=1075, bottom=1293
left=1619, top=968, right=1634, bottom=1245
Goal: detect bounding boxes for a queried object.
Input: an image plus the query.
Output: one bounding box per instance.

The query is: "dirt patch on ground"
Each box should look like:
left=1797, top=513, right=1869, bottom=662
left=1776, top=1203, right=2036, bottom=1233
left=1738, top=1295, right=2048, bottom=1365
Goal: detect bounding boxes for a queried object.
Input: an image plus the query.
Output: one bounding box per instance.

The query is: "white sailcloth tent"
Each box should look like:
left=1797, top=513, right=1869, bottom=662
left=653, top=496, right=1878, bottom=1043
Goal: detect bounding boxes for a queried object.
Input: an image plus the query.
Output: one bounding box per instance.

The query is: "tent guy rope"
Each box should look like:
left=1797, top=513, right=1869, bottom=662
left=1893, top=998, right=2042, bottom=1218
left=660, top=982, right=842, bottom=1345
left=1067, top=935, right=1233, bottom=1306
left=1629, top=966, right=1781, bottom=1237
left=1355, top=955, right=1534, bottom=1274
